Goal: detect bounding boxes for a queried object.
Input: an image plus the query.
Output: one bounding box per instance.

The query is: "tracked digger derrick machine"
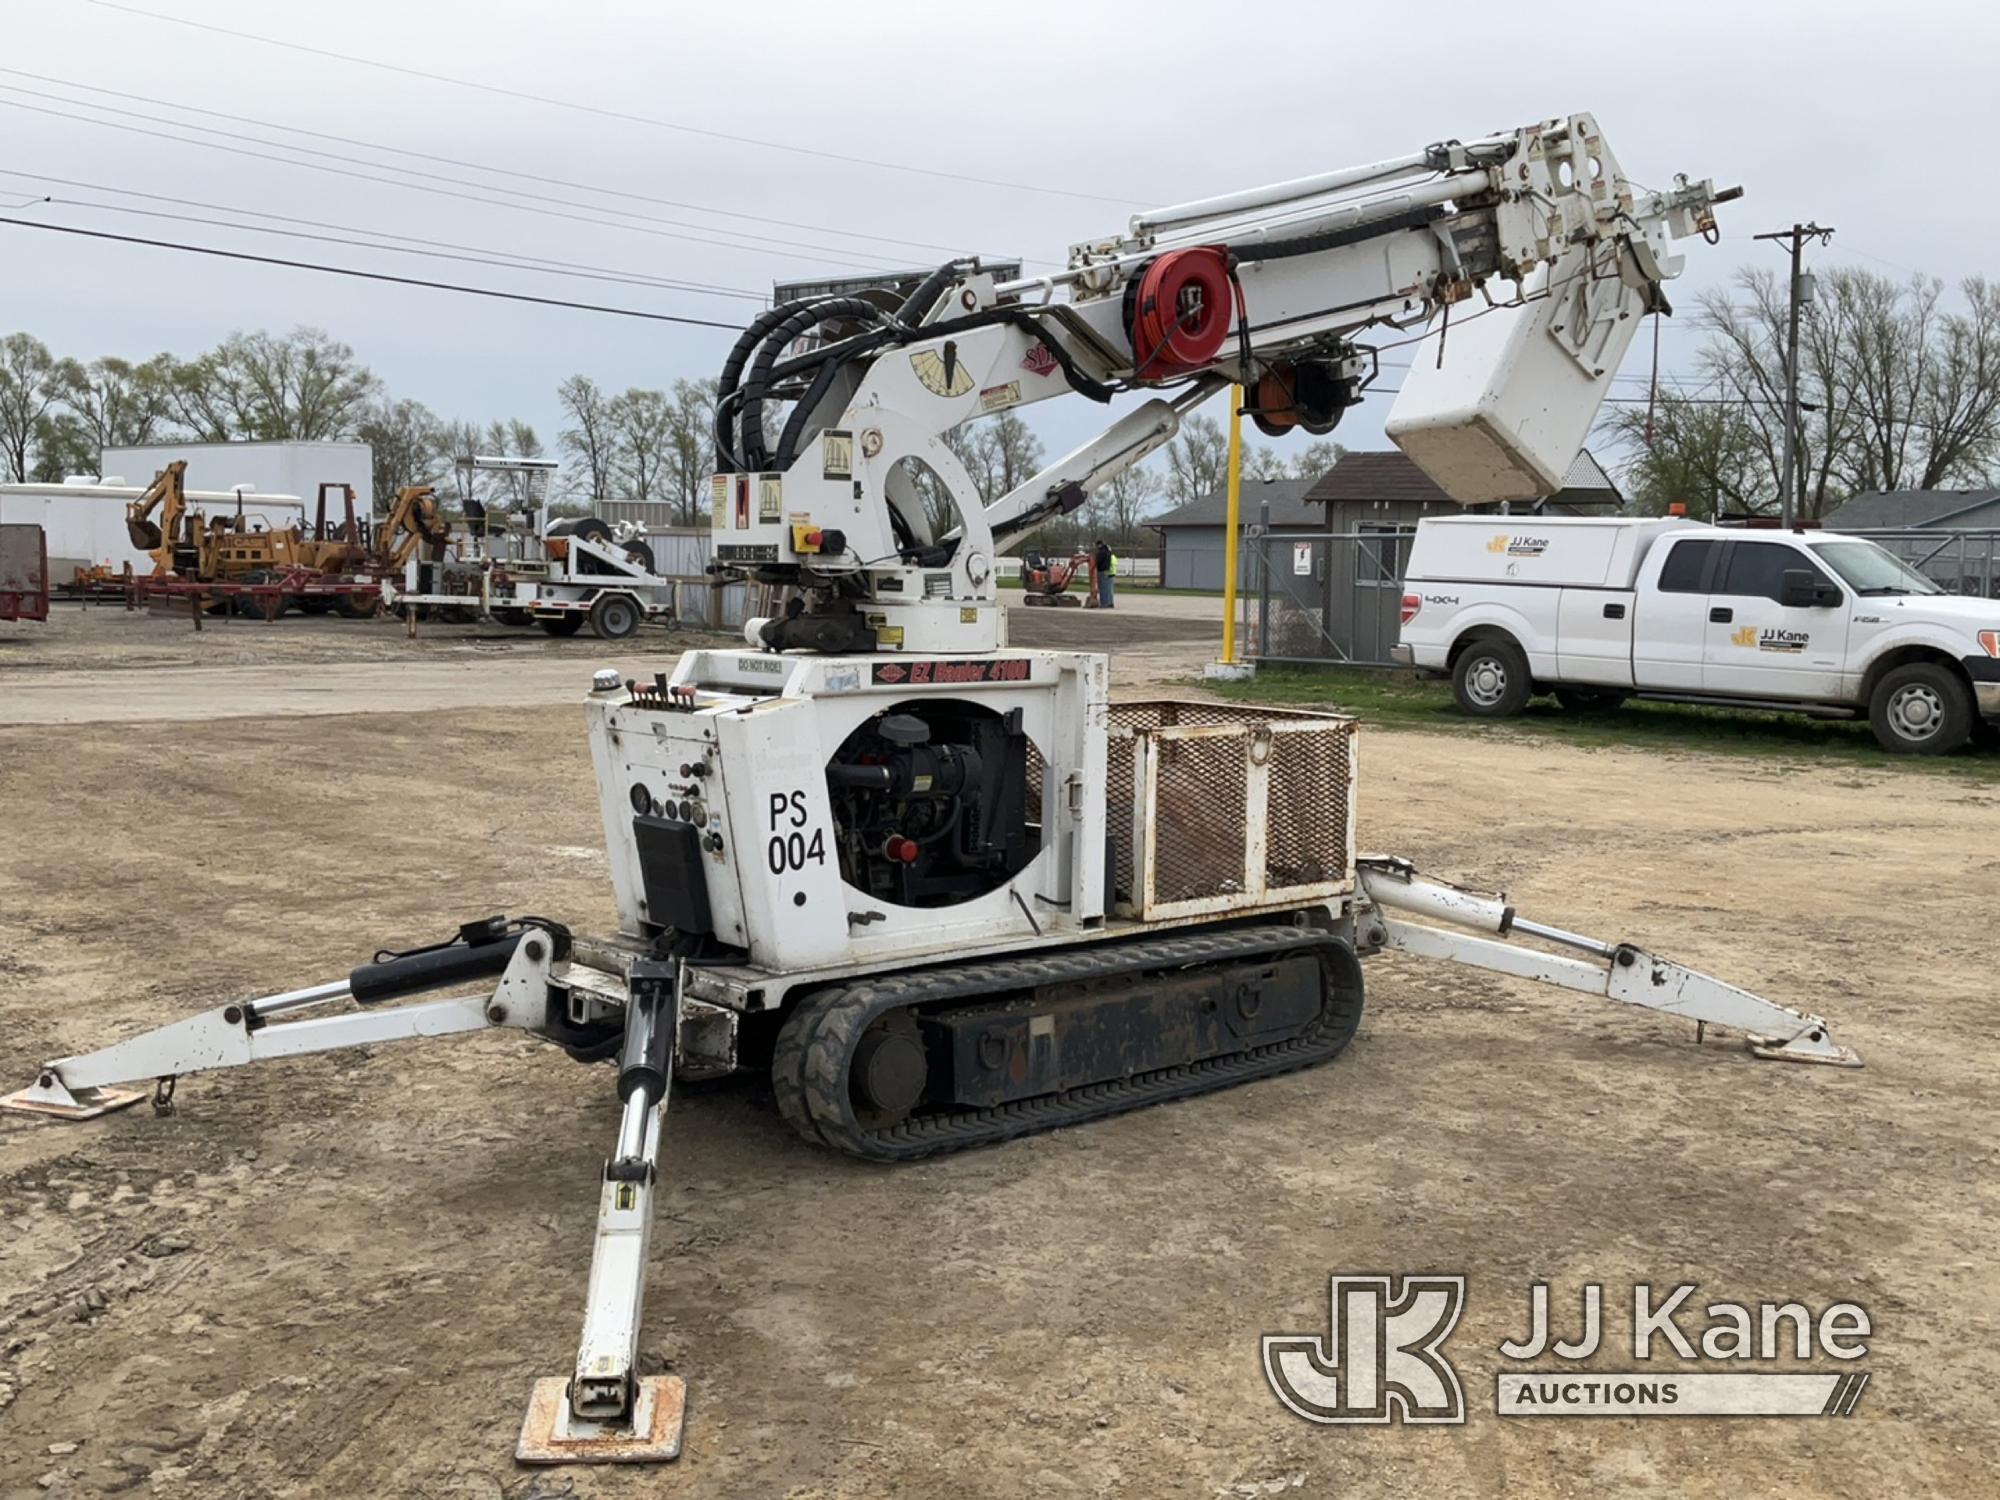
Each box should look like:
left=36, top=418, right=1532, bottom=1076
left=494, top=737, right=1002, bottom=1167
left=5, top=114, right=1857, bottom=1465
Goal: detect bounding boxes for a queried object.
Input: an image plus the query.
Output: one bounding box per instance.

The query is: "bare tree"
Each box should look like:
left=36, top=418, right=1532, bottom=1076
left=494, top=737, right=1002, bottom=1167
left=1162, top=411, right=1228, bottom=505
left=163, top=349, right=258, bottom=442
left=609, top=389, right=676, bottom=505
left=1600, top=397, right=1767, bottom=518
left=1284, top=439, right=1346, bottom=482
left=164, top=327, right=379, bottom=442
left=356, top=398, right=448, bottom=501
left=0, top=333, right=70, bottom=482
left=923, top=412, right=1046, bottom=538
left=1095, top=462, right=1161, bottom=543
left=1626, top=266, right=2000, bottom=519
left=556, top=374, right=617, bottom=503
left=1241, top=443, right=1287, bottom=480
left=664, top=378, right=718, bottom=525
left=59, top=354, right=177, bottom=454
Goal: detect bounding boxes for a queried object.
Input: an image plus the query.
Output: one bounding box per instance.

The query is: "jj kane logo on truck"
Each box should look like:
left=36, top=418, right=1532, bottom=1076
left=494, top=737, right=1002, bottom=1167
left=1731, top=625, right=1811, bottom=653
left=1486, top=533, right=1551, bottom=557
left=1264, top=1276, right=1871, bottom=1424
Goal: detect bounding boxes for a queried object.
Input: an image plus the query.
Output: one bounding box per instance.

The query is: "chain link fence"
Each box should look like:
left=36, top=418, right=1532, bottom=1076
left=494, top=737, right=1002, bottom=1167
left=1247, top=529, right=1413, bottom=668
left=1837, top=529, right=2000, bottom=598
left=1247, top=524, right=2000, bottom=667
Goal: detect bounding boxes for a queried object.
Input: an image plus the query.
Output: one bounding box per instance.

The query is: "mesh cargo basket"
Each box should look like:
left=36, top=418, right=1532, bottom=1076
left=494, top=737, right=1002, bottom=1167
left=1106, top=700, right=1356, bottom=920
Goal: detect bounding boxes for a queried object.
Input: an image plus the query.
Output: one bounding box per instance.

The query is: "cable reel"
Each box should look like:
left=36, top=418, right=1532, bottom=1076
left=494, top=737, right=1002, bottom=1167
left=1126, top=246, right=1233, bottom=378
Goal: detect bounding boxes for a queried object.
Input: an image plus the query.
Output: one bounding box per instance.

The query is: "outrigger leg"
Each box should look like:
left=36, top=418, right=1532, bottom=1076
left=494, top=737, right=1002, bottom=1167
left=518, top=958, right=686, bottom=1463
left=1356, top=859, right=1861, bottom=1067
left=1, top=919, right=562, bottom=1119
left=4, top=920, right=693, bottom=1466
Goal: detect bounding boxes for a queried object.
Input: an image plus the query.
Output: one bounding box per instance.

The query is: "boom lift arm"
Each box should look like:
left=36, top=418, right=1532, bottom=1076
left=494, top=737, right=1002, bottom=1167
left=709, top=113, right=1735, bottom=655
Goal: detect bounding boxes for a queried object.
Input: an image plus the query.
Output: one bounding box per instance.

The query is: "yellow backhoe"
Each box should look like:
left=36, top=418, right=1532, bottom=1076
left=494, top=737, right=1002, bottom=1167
left=124, top=461, right=304, bottom=582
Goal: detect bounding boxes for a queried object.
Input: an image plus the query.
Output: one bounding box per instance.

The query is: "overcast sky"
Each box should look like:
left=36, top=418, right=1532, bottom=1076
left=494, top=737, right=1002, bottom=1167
left=6, top=0, right=1996, bottom=481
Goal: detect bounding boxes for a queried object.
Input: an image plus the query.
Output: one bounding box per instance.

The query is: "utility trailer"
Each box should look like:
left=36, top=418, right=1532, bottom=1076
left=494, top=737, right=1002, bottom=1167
left=380, top=455, right=676, bottom=640
left=0, top=521, right=49, bottom=622
left=131, top=569, right=381, bottom=621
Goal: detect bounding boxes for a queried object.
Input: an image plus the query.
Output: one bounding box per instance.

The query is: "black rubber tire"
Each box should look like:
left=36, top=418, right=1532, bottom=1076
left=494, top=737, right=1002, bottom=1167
left=589, top=592, right=641, bottom=640
left=1554, top=687, right=1628, bottom=713
left=548, top=516, right=614, bottom=546
left=491, top=608, right=533, bottom=628
left=1452, top=638, right=1532, bottom=717
left=339, top=593, right=378, bottom=620
left=1868, top=662, right=1973, bottom=755
left=538, top=613, right=587, bottom=637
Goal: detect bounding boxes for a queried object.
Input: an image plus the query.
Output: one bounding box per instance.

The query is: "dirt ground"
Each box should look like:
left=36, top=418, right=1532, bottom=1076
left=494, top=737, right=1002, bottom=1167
left=0, top=603, right=1995, bottom=1498
left=0, top=591, right=1220, bottom=724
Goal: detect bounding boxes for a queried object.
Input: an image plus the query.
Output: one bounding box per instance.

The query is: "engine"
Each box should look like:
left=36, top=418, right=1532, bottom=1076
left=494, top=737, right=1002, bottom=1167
left=824, top=701, right=1034, bottom=907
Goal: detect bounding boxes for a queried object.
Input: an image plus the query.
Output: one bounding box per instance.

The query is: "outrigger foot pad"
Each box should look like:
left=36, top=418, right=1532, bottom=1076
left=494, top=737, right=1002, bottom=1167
left=0, top=1079, right=147, bottom=1120
left=515, top=1377, right=687, bottom=1465
left=1746, top=1031, right=1864, bottom=1068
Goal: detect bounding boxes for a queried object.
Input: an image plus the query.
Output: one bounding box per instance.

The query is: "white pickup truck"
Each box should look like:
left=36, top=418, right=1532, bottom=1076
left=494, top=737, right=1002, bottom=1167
left=1392, top=515, right=2000, bottom=753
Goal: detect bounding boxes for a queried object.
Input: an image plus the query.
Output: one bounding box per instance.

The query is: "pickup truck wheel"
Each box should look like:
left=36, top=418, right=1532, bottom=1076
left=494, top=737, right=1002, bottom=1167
left=1869, top=662, right=1973, bottom=754
left=1452, top=639, right=1531, bottom=717
left=1555, top=687, right=1627, bottom=713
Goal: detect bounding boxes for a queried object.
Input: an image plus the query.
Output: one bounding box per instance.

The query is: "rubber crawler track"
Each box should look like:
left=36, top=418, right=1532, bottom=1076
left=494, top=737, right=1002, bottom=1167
left=770, top=925, right=1364, bottom=1161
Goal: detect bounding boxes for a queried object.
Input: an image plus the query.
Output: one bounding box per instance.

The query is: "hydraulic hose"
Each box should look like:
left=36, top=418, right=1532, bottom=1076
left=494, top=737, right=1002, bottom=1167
left=738, top=297, right=887, bottom=471
left=893, top=257, right=977, bottom=327
left=714, top=298, right=822, bottom=470
left=772, top=327, right=902, bottom=470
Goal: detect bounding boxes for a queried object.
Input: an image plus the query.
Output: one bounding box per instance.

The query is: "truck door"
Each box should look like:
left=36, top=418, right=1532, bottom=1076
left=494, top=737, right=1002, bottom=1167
left=1702, top=540, right=1850, bottom=700
left=1630, top=535, right=1715, bottom=691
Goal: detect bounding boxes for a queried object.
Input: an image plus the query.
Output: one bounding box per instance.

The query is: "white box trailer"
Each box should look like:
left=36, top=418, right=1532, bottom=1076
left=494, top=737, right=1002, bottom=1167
left=103, top=441, right=372, bottom=527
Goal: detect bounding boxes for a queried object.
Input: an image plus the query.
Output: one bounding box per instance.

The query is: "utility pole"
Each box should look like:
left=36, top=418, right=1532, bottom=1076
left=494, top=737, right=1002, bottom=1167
left=1753, top=223, right=1834, bottom=528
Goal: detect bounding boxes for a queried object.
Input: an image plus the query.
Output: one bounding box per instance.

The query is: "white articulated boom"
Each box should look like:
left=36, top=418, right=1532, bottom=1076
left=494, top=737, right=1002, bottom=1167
left=712, top=111, right=1733, bottom=656
left=7, top=115, right=1846, bottom=1471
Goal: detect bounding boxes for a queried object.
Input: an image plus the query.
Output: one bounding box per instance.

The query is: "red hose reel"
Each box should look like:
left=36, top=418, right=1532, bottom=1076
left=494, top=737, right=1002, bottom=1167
left=1129, top=246, right=1233, bottom=378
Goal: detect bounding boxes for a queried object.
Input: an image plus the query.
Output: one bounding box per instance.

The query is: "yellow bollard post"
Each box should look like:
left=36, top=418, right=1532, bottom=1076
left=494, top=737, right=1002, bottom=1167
left=1220, top=384, right=1244, bottom=663
left=1203, top=385, right=1255, bottom=681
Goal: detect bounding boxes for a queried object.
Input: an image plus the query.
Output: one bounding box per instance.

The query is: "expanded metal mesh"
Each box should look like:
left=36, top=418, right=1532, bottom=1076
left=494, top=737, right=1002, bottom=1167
left=1108, top=700, right=1354, bottom=914
left=1149, top=733, right=1251, bottom=903
left=1106, top=702, right=1272, bottom=902
left=1265, top=724, right=1352, bottom=892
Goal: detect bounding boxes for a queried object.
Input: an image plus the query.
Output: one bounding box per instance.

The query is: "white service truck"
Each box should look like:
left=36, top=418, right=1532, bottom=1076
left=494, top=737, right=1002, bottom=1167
left=1394, top=515, right=2000, bottom=753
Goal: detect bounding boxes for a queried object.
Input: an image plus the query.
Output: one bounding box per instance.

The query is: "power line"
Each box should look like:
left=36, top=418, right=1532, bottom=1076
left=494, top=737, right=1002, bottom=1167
left=0, top=216, right=746, bottom=329
left=0, top=64, right=1011, bottom=262
left=0, top=88, right=905, bottom=271
left=10, top=191, right=775, bottom=303
left=0, top=169, right=769, bottom=299
left=86, top=0, right=1132, bottom=207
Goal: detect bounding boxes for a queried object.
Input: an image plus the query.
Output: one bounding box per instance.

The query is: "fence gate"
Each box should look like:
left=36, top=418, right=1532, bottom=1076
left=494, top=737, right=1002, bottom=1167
left=1250, top=529, right=1411, bottom=668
